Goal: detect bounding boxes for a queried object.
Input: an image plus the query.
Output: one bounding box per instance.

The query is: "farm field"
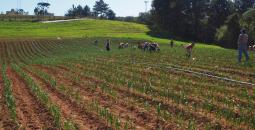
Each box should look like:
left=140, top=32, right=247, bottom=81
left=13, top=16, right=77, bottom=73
left=0, top=20, right=255, bottom=130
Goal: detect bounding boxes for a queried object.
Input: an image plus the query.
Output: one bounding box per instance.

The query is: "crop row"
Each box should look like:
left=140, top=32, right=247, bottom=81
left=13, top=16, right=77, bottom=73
left=1, top=64, right=16, bottom=122
left=33, top=64, right=187, bottom=129
left=0, top=40, right=64, bottom=64
left=11, top=64, right=76, bottom=129
left=60, top=59, right=254, bottom=129
left=27, top=65, right=136, bottom=129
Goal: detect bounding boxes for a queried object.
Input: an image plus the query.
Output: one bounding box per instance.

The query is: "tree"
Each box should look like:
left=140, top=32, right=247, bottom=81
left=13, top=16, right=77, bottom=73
left=93, top=0, right=109, bottom=18
left=76, top=5, right=83, bottom=16
left=150, top=0, right=187, bottom=37
left=208, top=0, right=234, bottom=28
left=241, top=8, right=255, bottom=43
left=234, top=0, right=254, bottom=12
left=82, top=5, right=91, bottom=16
left=34, top=2, right=51, bottom=15
left=216, top=13, right=241, bottom=48
left=150, top=0, right=209, bottom=41
left=106, top=9, right=116, bottom=20
left=65, top=5, right=91, bottom=17
left=137, top=12, right=152, bottom=24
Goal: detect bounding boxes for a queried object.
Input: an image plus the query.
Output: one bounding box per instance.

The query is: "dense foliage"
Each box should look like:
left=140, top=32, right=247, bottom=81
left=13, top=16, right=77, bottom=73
left=34, top=2, right=52, bottom=16
left=149, top=0, right=255, bottom=48
left=65, top=0, right=116, bottom=20
left=65, top=5, right=91, bottom=17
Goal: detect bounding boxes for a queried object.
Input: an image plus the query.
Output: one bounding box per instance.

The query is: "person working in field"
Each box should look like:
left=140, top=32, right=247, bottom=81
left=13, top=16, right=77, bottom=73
left=185, top=42, right=195, bottom=58
left=94, top=40, right=98, bottom=45
left=237, top=29, right=249, bottom=62
left=170, top=40, right=174, bottom=48
left=105, top=39, right=111, bottom=51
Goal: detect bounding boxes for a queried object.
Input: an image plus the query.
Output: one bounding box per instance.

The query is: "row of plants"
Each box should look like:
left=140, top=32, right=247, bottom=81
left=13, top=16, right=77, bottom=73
left=11, top=64, right=76, bottom=129
left=100, top=45, right=255, bottom=82
left=28, top=65, right=134, bottom=129
left=62, top=62, right=201, bottom=129
left=77, top=58, right=254, bottom=109
left=1, top=64, right=16, bottom=122
left=69, top=59, right=255, bottom=129
left=83, top=57, right=255, bottom=106
left=53, top=63, right=187, bottom=129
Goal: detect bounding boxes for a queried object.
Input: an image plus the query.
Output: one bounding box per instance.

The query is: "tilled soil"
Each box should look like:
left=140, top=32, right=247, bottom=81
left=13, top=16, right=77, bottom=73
left=7, top=68, right=57, bottom=130
left=0, top=73, right=17, bottom=130
left=25, top=68, right=111, bottom=130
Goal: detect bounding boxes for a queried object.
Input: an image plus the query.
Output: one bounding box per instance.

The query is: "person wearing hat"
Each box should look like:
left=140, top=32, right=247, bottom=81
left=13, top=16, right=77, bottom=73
left=237, top=29, right=249, bottom=63
left=185, top=42, right=195, bottom=58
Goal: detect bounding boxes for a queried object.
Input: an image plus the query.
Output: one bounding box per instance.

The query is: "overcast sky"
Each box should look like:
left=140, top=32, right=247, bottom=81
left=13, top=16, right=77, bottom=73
left=0, top=0, right=152, bottom=16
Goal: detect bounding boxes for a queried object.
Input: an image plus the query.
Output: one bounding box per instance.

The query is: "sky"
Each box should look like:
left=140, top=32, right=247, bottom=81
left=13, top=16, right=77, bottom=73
left=0, top=0, right=152, bottom=16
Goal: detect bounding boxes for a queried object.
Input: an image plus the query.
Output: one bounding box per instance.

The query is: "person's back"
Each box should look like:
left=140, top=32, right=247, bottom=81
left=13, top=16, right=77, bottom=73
left=105, top=39, right=111, bottom=51
left=237, top=29, right=249, bottom=62
left=238, top=33, right=248, bottom=45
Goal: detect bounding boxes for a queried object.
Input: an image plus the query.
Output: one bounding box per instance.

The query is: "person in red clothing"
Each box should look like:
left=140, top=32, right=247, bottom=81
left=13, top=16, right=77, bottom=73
left=185, top=42, right=195, bottom=58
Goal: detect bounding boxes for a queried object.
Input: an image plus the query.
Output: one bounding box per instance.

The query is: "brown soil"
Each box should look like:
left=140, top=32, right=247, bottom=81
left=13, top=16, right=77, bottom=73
left=32, top=65, right=175, bottom=130
left=24, top=67, right=111, bottom=130
left=7, top=68, right=57, bottom=130
left=0, top=71, right=17, bottom=130
left=58, top=64, right=248, bottom=130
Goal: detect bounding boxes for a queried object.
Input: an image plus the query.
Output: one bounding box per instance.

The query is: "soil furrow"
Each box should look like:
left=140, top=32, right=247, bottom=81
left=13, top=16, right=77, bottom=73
left=56, top=64, right=248, bottom=130
left=25, top=68, right=111, bottom=130
left=0, top=71, right=17, bottom=130
left=8, top=68, right=56, bottom=130
left=35, top=65, right=175, bottom=130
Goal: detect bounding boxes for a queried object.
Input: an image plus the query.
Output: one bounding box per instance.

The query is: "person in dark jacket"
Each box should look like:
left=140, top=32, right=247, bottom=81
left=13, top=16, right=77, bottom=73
left=170, top=40, right=174, bottom=48
left=237, top=29, right=249, bottom=62
left=105, top=39, right=111, bottom=51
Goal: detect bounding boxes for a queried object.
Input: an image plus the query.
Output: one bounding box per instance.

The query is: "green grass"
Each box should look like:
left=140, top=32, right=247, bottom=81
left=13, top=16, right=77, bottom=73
left=0, top=20, right=151, bottom=39
left=0, top=19, right=229, bottom=50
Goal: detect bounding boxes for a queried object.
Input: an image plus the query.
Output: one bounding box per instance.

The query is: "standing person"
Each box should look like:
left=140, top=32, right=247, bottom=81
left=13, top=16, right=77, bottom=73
left=105, top=39, right=111, bottom=51
left=238, top=29, right=249, bottom=63
left=170, top=40, right=174, bottom=48
left=94, top=40, right=98, bottom=46
left=185, top=42, right=195, bottom=58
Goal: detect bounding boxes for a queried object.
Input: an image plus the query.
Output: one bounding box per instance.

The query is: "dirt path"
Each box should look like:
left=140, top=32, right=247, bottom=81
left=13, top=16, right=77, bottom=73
left=41, top=18, right=90, bottom=23
left=7, top=68, right=56, bottom=130
left=0, top=71, right=17, bottom=129
left=24, top=68, right=111, bottom=130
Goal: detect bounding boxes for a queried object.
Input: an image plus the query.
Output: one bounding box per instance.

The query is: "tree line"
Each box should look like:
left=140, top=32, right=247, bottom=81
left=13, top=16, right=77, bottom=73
left=65, top=0, right=116, bottom=20
left=145, top=0, right=255, bottom=49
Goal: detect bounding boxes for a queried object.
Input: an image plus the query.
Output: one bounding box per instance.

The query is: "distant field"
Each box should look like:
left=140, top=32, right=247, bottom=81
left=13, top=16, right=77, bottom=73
left=0, top=20, right=255, bottom=129
left=0, top=14, right=70, bottom=22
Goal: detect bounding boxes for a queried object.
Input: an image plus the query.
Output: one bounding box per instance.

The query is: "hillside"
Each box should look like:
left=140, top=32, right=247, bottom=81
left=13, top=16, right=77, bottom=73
left=0, top=19, right=152, bottom=40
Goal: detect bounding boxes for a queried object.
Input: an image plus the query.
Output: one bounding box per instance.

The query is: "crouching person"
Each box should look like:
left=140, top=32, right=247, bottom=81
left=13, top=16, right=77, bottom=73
left=185, top=42, right=195, bottom=58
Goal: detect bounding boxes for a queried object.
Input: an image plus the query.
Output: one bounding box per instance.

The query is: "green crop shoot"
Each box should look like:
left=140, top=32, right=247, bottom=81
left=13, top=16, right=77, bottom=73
left=2, top=64, right=16, bottom=122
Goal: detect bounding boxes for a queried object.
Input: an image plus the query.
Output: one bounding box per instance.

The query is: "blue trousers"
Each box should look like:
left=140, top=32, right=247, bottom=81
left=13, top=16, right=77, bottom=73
left=238, top=44, right=249, bottom=62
